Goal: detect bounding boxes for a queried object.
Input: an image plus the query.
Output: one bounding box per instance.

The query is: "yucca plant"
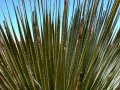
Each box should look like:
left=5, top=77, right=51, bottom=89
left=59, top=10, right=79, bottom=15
left=0, top=0, right=120, bottom=90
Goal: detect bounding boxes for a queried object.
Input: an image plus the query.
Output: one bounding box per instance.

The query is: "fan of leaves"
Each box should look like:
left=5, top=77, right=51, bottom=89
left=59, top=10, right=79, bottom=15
left=0, top=0, right=120, bottom=90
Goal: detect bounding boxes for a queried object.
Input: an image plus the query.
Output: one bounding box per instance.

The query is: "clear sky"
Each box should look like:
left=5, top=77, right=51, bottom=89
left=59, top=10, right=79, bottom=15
left=0, top=0, right=119, bottom=40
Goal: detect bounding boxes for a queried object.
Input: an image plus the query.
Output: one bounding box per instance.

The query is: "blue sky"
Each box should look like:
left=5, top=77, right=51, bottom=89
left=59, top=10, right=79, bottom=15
left=0, top=0, right=119, bottom=40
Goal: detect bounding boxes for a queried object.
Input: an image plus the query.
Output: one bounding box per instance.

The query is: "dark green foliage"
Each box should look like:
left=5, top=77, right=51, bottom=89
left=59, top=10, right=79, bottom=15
left=0, top=0, right=120, bottom=90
